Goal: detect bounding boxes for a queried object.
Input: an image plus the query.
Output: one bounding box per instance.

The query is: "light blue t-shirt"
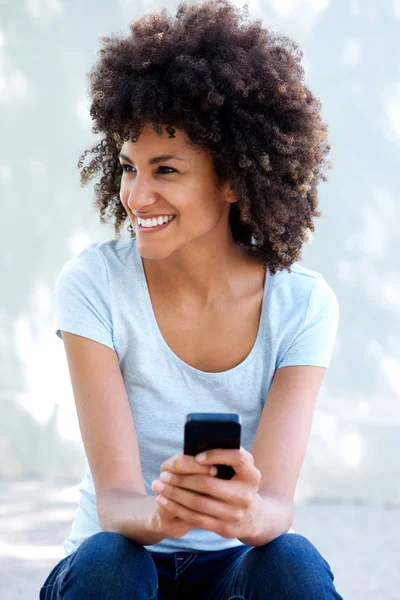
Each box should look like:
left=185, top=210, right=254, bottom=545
left=55, top=238, right=339, bottom=556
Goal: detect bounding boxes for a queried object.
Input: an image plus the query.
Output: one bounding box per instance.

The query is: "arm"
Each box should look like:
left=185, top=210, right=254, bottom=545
left=61, top=331, right=166, bottom=545
left=239, top=364, right=328, bottom=546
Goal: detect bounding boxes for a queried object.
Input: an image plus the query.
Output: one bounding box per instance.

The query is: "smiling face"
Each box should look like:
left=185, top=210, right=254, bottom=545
left=119, top=124, right=237, bottom=261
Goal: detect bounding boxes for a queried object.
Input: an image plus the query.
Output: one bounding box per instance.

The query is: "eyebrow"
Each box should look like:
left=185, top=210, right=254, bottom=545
left=118, top=153, right=185, bottom=165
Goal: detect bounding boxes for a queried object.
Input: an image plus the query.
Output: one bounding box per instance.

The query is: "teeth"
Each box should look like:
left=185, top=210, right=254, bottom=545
left=138, top=215, right=174, bottom=228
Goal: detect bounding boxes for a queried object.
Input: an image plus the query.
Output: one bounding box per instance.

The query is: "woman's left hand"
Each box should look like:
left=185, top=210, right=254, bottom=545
left=151, top=447, right=262, bottom=540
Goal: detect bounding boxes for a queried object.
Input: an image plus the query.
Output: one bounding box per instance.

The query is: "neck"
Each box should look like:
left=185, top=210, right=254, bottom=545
left=141, top=233, right=257, bottom=310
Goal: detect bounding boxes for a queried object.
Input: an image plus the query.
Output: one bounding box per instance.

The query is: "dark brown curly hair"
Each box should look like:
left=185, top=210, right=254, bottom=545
left=78, top=0, right=331, bottom=276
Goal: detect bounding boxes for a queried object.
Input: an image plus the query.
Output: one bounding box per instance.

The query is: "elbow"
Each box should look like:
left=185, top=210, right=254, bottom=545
left=285, top=499, right=294, bottom=532
left=261, top=490, right=294, bottom=536
left=98, top=511, right=112, bottom=532
left=97, top=505, right=113, bottom=533
left=280, top=495, right=294, bottom=535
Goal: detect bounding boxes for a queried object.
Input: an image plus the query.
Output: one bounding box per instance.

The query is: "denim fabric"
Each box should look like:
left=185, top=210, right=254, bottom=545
left=39, top=531, right=344, bottom=599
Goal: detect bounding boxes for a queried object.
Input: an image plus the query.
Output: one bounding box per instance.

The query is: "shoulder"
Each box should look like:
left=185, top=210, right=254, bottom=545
left=271, top=263, right=339, bottom=370
left=272, top=262, right=324, bottom=286
left=94, top=238, right=135, bottom=261
left=93, top=238, right=139, bottom=276
left=57, top=238, right=135, bottom=281
left=269, top=262, right=338, bottom=315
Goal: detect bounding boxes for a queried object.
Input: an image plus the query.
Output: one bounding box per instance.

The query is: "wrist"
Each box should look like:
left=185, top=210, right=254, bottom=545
left=146, top=508, right=168, bottom=543
left=237, top=491, right=293, bottom=547
left=237, top=492, right=265, bottom=546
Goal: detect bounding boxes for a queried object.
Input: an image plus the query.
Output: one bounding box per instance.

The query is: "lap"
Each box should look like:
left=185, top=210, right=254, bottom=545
left=39, top=532, right=343, bottom=600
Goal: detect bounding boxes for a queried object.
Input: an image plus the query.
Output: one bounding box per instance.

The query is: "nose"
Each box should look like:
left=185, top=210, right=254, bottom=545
left=126, top=175, right=158, bottom=213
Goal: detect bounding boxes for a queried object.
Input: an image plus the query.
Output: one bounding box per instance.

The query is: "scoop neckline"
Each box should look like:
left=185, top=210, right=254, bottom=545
left=132, top=239, right=271, bottom=380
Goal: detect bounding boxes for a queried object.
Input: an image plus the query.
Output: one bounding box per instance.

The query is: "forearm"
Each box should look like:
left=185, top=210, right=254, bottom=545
left=98, top=488, right=166, bottom=546
left=238, top=491, right=293, bottom=546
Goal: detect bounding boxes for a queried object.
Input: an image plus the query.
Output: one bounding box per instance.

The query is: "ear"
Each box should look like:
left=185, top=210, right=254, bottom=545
left=216, top=175, right=238, bottom=203
left=226, top=184, right=238, bottom=204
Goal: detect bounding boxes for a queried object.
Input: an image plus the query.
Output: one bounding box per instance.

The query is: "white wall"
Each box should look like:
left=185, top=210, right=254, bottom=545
left=1, top=0, right=399, bottom=503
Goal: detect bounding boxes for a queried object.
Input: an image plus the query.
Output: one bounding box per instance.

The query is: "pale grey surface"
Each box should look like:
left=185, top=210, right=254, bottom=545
left=1, top=478, right=398, bottom=600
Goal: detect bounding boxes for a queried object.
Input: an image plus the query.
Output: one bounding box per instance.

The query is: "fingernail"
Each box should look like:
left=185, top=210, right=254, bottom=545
left=210, top=466, right=218, bottom=476
left=160, top=471, right=172, bottom=482
left=195, top=452, right=207, bottom=462
left=152, top=480, right=164, bottom=492
left=158, top=496, right=168, bottom=506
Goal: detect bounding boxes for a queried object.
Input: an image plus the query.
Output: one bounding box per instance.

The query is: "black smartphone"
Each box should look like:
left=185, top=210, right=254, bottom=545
left=184, top=413, right=241, bottom=480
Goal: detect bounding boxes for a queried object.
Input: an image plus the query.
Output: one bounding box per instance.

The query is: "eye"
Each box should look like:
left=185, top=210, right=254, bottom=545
left=120, top=164, right=176, bottom=175
left=121, top=163, right=134, bottom=173
left=157, top=166, right=176, bottom=174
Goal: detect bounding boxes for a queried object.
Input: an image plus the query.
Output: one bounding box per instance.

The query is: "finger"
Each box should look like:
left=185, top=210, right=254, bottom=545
left=160, top=453, right=215, bottom=476
left=157, top=472, right=253, bottom=509
left=156, top=503, right=192, bottom=538
left=194, top=447, right=259, bottom=483
left=156, top=494, right=232, bottom=536
left=158, top=482, right=246, bottom=523
left=157, top=503, right=181, bottom=524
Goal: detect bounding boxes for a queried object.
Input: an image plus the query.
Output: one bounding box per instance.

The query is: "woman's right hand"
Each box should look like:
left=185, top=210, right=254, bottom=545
left=149, top=501, right=194, bottom=539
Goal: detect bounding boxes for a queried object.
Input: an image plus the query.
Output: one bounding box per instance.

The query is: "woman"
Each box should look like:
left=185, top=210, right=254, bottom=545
left=40, top=0, right=343, bottom=598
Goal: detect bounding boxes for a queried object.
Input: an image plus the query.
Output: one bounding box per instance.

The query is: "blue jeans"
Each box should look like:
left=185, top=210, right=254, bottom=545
left=39, top=531, right=344, bottom=599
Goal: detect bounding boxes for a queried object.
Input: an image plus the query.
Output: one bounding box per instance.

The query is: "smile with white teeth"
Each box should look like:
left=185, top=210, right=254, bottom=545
left=137, top=215, right=175, bottom=228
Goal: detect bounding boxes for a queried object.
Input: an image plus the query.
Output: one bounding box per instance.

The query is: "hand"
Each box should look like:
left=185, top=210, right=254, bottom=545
left=151, top=447, right=262, bottom=540
left=149, top=454, right=217, bottom=539
left=148, top=504, right=193, bottom=540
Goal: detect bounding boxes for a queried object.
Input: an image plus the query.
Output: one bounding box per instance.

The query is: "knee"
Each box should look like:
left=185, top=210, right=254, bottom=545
left=245, top=534, right=335, bottom=594
left=261, top=533, right=327, bottom=565
left=58, top=533, right=158, bottom=598
left=71, top=531, right=154, bottom=576
left=78, top=531, right=147, bottom=564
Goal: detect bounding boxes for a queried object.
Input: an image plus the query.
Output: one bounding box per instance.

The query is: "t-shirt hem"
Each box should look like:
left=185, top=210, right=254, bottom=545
left=56, top=326, right=115, bottom=351
left=144, top=538, right=246, bottom=553
left=277, top=360, right=330, bottom=369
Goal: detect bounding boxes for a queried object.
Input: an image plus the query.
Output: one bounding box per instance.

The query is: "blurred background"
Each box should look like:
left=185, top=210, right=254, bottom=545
left=1, top=0, right=399, bottom=598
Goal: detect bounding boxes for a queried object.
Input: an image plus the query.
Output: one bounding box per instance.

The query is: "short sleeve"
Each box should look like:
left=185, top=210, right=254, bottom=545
left=54, top=244, right=115, bottom=350
left=277, top=275, right=339, bottom=369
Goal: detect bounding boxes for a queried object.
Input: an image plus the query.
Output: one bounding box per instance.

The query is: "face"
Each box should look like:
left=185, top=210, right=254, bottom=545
left=119, top=124, right=236, bottom=261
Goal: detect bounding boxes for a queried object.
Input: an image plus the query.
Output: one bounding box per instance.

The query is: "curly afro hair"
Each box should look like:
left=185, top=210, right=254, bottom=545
left=78, top=0, right=331, bottom=275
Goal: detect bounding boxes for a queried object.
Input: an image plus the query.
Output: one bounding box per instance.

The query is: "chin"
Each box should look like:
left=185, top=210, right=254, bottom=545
left=135, top=241, right=174, bottom=261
